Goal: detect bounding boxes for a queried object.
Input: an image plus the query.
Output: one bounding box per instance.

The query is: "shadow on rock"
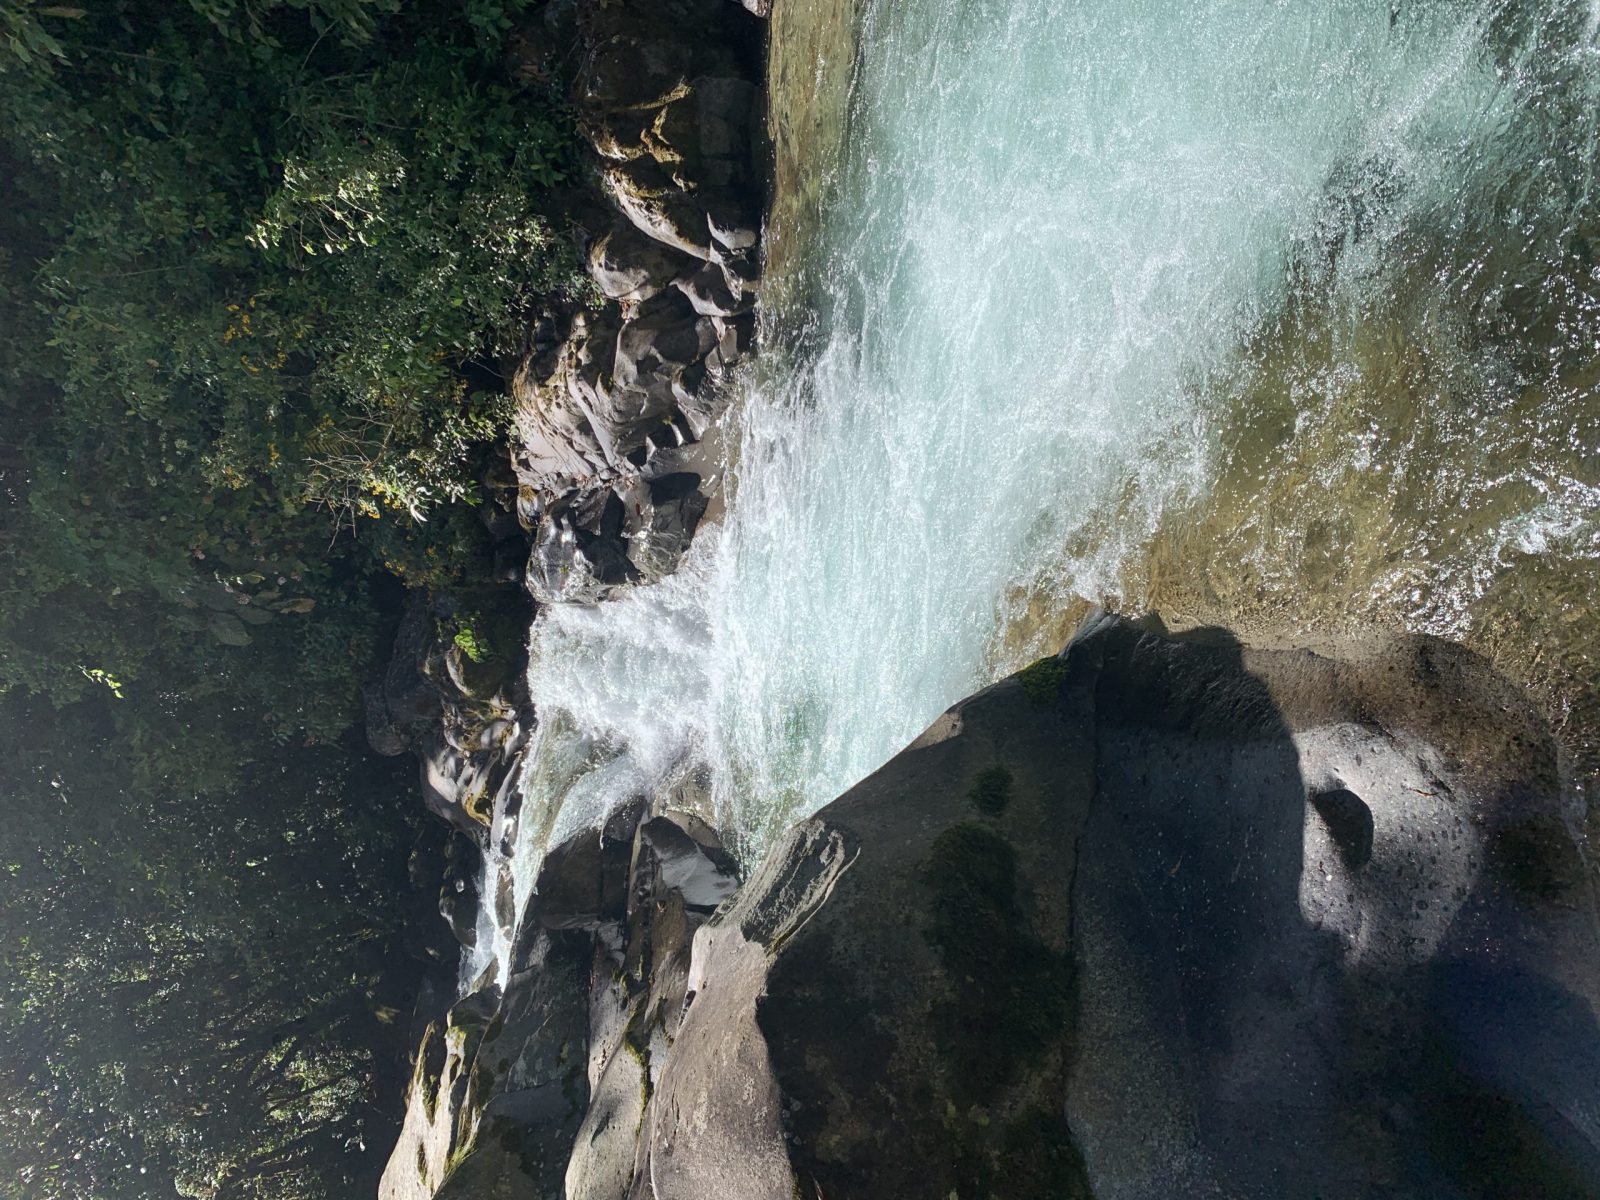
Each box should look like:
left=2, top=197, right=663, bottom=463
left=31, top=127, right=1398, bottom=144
left=630, top=612, right=1600, bottom=1200
left=384, top=612, right=1600, bottom=1200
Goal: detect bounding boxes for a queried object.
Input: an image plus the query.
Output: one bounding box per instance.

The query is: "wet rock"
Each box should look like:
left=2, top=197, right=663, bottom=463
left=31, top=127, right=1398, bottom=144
left=397, top=620, right=1594, bottom=1200
left=511, top=308, right=620, bottom=485
left=493, top=866, right=516, bottom=935
left=639, top=814, right=740, bottom=909
left=501, top=0, right=765, bottom=612
left=670, top=358, right=723, bottom=438
left=708, top=311, right=756, bottom=372
left=615, top=471, right=709, bottom=582
left=530, top=826, right=634, bottom=932
left=448, top=983, right=502, bottom=1031
left=645, top=77, right=758, bottom=185
left=612, top=289, right=718, bottom=398
left=439, top=835, right=481, bottom=950
left=381, top=931, right=591, bottom=1200
left=524, top=501, right=640, bottom=607
left=574, top=34, right=695, bottom=117
left=418, top=722, right=523, bottom=834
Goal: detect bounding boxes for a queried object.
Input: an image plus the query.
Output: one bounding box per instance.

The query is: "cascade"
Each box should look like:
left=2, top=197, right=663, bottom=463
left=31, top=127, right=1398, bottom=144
left=471, top=0, right=1600, bottom=983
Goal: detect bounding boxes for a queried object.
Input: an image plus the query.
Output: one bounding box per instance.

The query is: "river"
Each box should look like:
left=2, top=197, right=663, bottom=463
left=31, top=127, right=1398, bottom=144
left=470, top=0, right=1600, bottom=984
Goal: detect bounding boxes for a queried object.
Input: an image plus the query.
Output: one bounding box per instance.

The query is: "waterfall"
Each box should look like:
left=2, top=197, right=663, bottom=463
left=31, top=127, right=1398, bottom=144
left=470, top=0, right=1600, bottom=984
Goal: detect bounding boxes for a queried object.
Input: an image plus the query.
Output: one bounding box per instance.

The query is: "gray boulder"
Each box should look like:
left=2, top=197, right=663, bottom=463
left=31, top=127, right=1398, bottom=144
left=600, top=157, right=716, bottom=260
left=674, top=260, right=750, bottom=317
left=380, top=931, right=592, bottom=1200
left=612, top=289, right=718, bottom=400
left=620, top=614, right=1599, bottom=1200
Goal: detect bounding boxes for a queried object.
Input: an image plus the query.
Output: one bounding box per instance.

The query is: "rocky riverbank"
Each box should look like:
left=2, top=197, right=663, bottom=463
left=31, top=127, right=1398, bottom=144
left=364, top=0, right=772, bottom=1192
left=365, top=0, right=767, bottom=948
left=365, top=3, right=1600, bottom=1196
left=380, top=612, right=1599, bottom=1199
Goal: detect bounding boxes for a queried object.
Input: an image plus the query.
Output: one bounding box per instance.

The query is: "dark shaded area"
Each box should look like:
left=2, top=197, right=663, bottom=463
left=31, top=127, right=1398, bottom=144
left=923, top=822, right=1073, bottom=1105
left=1423, top=961, right=1600, bottom=1200
left=730, top=616, right=1600, bottom=1200
left=966, top=763, right=1013, bottom=815
left=0, top=686, right=441, bottom=1200
left=1310, top=786, right=1375, bottom=868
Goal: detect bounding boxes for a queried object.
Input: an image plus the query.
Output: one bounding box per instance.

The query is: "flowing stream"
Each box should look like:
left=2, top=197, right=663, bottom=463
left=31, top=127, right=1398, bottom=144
left=471, top=0, right=1600, bottom=983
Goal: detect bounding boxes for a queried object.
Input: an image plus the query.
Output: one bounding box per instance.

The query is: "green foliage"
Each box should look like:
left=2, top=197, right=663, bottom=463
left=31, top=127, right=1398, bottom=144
left=0, top=3, right=71, bottom=68
left=0, top=0, right=581, bottom=760
left=0, top=2, right=578, bottom=1197
left=451, top=618, right=493, bottom=665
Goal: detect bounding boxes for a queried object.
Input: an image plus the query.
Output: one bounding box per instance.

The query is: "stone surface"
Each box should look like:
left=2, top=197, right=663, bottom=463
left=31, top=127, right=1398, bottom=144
left=531, top=824, right=635, bottom=932
left=588, top=224, right=696, bottom=304
left=638, top=815, right=740, bottom=909
left=380, top=932, right=591, bottom=1200
left=625, top=615, right=1599, bottom=1199
left=674, top=260, right=750, bottom=317
left=387, top=615, right=1598, bottom=1199
left=506, top=0, right=765, bottom=603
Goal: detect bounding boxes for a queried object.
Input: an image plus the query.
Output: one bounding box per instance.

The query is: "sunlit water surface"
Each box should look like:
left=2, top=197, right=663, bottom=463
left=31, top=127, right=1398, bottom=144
left=470, top=0, right=1600, bottom=981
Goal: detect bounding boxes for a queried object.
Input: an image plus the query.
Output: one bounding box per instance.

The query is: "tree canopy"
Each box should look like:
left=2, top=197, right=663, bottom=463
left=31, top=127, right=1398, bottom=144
left=0, top=689, right=431, bottom=1200
left=0, top=1, right=582, bottom=1195
left=0, top=0, right=582, bottom=751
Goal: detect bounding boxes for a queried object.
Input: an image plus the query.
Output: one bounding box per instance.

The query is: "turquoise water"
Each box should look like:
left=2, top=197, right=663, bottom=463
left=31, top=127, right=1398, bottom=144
left=472, top=0, right=1600, bottom=979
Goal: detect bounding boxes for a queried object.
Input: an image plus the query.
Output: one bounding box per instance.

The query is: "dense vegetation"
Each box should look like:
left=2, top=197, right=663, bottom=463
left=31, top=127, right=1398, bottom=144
left=0, top=0, right=585, bottom=1194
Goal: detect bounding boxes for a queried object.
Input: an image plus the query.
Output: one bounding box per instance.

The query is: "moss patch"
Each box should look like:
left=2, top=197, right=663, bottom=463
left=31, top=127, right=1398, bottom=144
left=922, top=823, right=1072, bottom=1104
left=967, top=765, right=1014, bottom=816
left=1017, top=655, right=1071, bottom=706
left=922, top=823, right=1090, bottom=1198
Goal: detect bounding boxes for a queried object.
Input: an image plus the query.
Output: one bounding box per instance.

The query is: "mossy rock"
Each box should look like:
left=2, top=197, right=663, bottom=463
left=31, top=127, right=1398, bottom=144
left=967, top=764, right=1013, bottom=816
left=1017, top=655, right=1070, bottom=706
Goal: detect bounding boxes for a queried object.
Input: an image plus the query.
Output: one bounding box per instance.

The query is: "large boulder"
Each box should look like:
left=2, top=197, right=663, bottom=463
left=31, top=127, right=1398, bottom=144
left=617, top=614, right=1599, bottom=1199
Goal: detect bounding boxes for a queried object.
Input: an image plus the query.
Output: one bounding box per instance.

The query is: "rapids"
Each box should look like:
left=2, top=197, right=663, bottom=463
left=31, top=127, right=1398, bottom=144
left=470, top=0, right=1600, bottom=982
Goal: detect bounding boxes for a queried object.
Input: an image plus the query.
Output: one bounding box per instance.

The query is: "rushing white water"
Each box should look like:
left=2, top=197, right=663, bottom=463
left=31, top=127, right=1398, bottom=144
left=470, top=0, right=1600, bottom=982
